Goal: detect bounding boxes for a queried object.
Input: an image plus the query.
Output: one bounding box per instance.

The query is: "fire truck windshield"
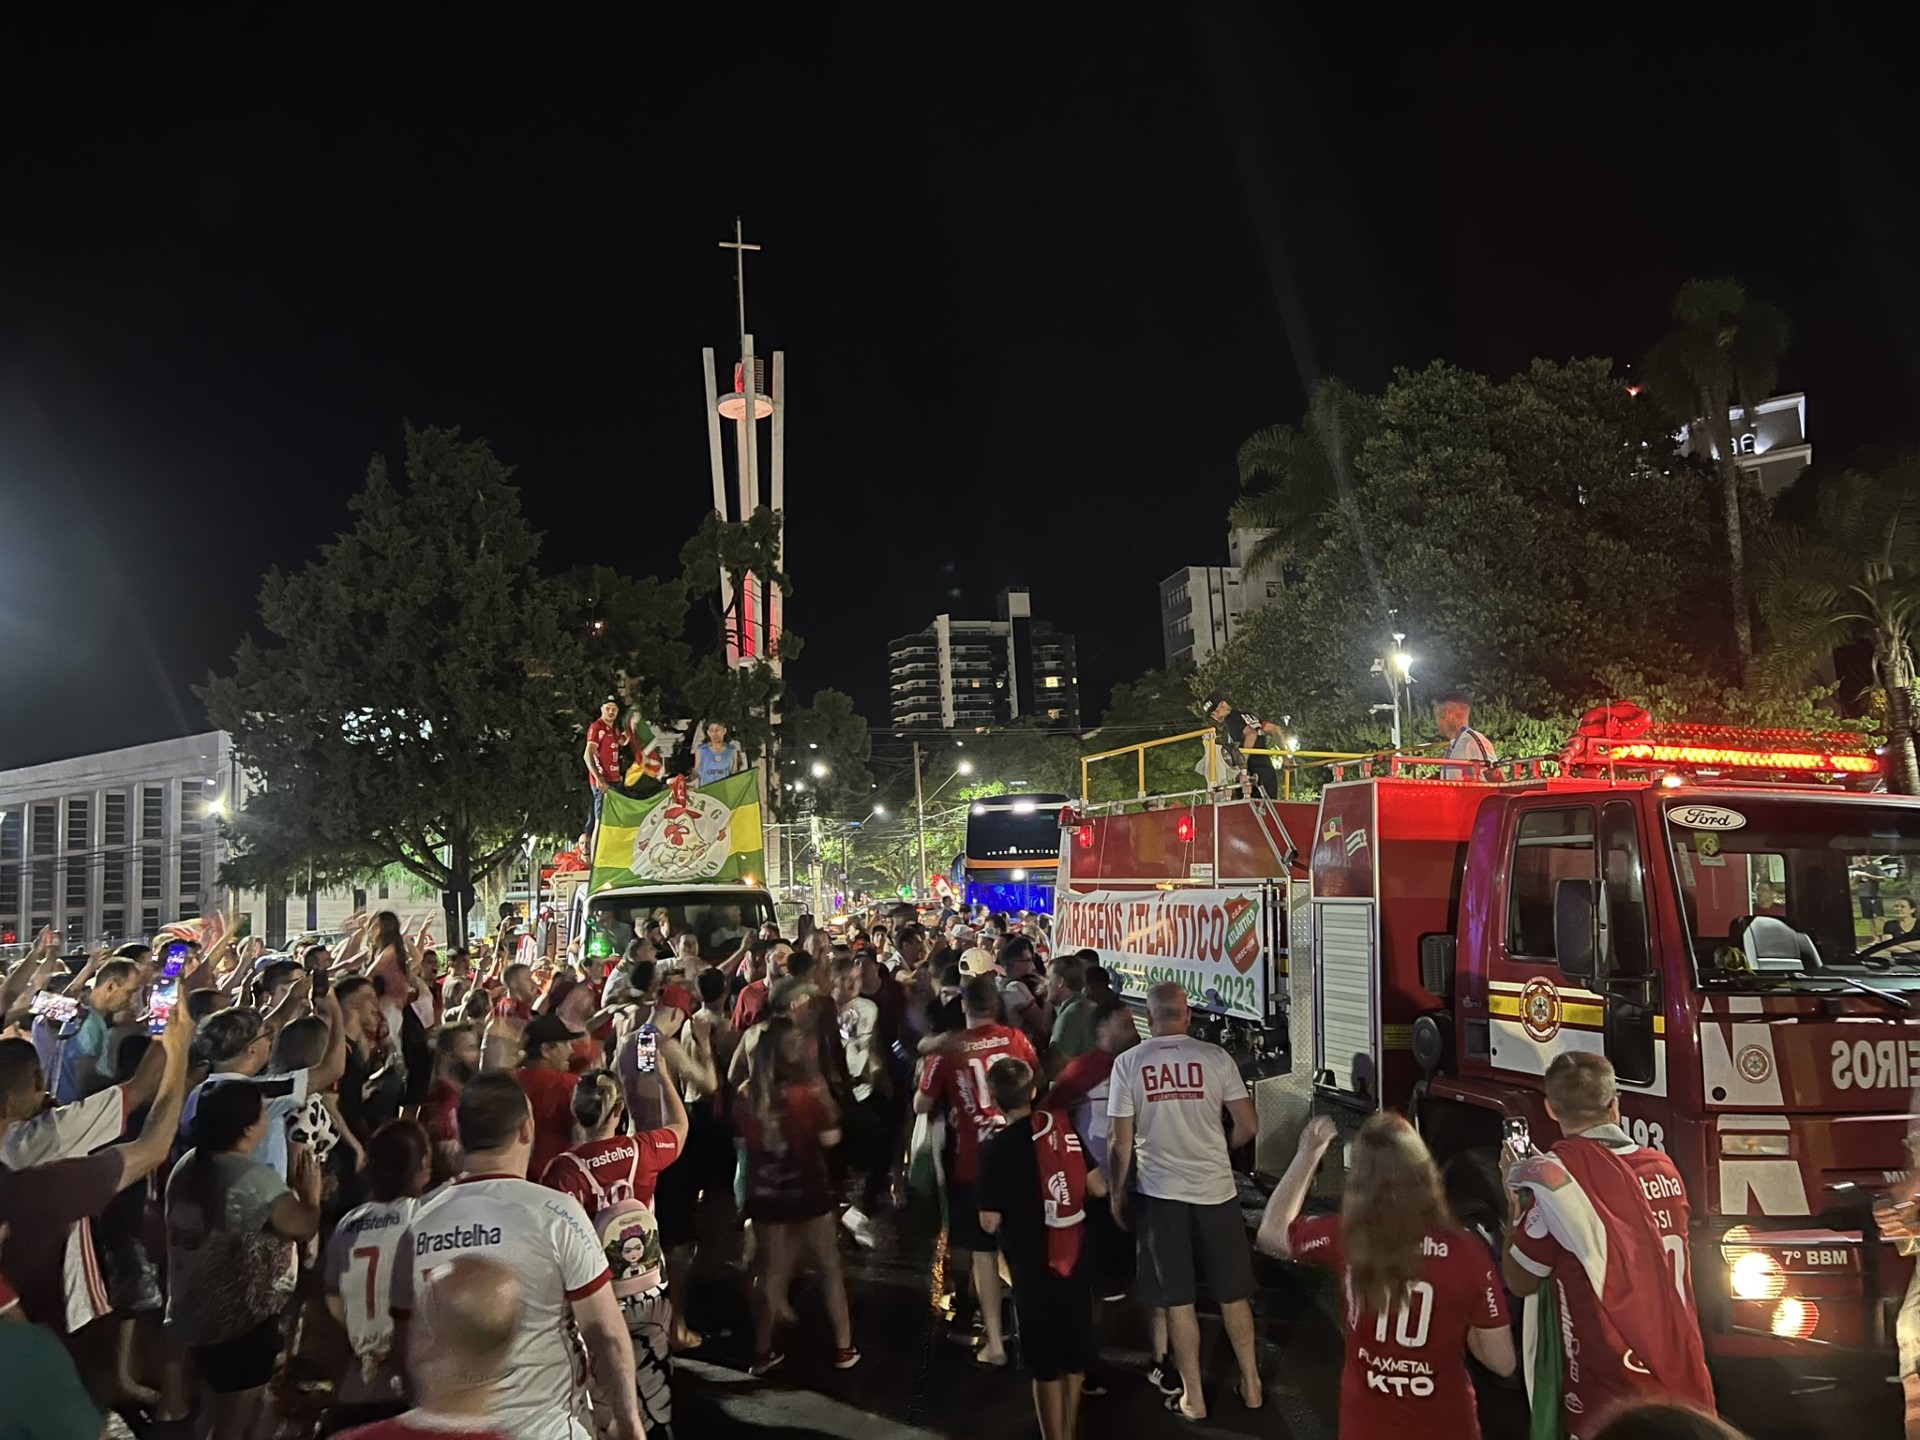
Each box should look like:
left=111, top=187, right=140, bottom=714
left=1665, top=796, right=1920, bottom=980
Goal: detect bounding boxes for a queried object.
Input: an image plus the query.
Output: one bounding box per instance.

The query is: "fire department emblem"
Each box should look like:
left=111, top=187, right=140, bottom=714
left=1736, top=1043, right=1773, bottom=1084
left=1520, top=978, right=1562, bottom=1043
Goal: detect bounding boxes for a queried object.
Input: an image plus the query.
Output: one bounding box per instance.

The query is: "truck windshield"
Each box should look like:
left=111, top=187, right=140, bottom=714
left=1665, top=797, right=1920, bottom=976
left=585, top=891, right=775, bottom=963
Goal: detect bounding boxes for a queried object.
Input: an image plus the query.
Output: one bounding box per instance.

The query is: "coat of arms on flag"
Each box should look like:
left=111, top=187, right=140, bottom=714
left=591, top=771, right=765, bottom=890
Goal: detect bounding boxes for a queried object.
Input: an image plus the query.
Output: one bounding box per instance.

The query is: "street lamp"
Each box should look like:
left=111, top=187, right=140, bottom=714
left=914, top=756, right=978, bottom=904
left=811, top=761, right=829, bottom=779
left=1370, top=630, right=1415, bottom=750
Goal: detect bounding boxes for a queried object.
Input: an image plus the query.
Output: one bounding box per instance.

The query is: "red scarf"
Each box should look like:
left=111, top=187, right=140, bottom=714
left=1032, top=1110, right=1087, bottom=1278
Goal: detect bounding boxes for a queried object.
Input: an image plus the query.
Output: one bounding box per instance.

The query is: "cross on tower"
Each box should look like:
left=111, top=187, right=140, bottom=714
left=718, top=217, right=760, bottom=347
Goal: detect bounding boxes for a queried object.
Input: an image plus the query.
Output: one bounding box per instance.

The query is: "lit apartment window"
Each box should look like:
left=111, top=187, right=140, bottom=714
left=1043, top=675, right=1062, bottom=689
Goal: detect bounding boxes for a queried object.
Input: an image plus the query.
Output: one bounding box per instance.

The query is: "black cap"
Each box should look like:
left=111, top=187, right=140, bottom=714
left=1203, top=694, right=1227, bottom=709
left=524, top=1012, right=585, bottom=1049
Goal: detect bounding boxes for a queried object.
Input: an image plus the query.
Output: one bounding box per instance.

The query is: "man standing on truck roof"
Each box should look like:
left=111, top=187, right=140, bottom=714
left=1203, top=696, right=1279, bottom=799
left=1502, top=1051, right=1714, bottom=1439
left=1107, top=982, right=1261, bottom=1421
left=1432, top=691, right=1497, bottom=775
left=584, top=697, right=625, bottom=837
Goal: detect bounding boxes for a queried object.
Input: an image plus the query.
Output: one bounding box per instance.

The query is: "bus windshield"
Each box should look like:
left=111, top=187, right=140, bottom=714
left=1664, top=796, right=1920, bottom=978
left=584, top=890, right=775, bottom=963
left=965, top=794, right=1069, bottom=870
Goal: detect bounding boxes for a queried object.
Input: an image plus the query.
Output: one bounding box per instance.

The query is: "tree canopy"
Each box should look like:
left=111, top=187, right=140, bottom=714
left=778, top=688, right=876, bottom=819
left=203, top=425, right=779, bottom=937
left=1197, top=357, right=1783, bottom=757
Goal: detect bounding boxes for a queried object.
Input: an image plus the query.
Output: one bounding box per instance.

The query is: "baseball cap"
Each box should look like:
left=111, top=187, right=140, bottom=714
left=958, top=946, right=1003, bottom=978
left=950, top=923, right=978, bottom=946
left=524, top=1012, right=586, bottom=1049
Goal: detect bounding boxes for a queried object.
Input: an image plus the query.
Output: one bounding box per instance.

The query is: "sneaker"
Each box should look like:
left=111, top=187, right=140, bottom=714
left=834, top=1347, right=862, bottom=1370
left=1147, top=1356, right=1182, bottom=1397
left=841, top=1206, right=878, bottom=1250
left=749, top=1351, right=785, bottom=1376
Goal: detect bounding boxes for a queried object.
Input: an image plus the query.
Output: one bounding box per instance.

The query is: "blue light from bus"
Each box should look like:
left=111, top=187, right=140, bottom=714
left=964, top=880, right=1054, bottom=915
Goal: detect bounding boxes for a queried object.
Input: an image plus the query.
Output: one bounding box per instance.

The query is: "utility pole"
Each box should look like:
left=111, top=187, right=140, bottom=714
left=913, top=740, right=927, bottom=901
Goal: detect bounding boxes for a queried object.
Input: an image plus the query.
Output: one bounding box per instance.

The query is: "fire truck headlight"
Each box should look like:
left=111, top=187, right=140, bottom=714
left=1771, top=1297, right=1819, bottom=1340
left=1728, top=1249, right=1786, bottom=1300
left=1719, top=1133, right=1790, bottom=1156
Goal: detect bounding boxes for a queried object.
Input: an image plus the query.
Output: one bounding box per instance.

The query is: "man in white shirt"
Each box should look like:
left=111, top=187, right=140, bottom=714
left=391, top=1073, right=643, bottom=1440
left=1107, top=983, right=1260, bottom=1422
left=1433, top=691, right=1497, bottom=775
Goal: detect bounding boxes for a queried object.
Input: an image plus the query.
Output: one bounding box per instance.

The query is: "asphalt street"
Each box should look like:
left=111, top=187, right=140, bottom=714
left=660, top=1196, right=1902, bottom=1440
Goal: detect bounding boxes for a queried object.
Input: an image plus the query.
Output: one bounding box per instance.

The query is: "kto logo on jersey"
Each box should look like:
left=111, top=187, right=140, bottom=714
left=1521, top=978, right=1562, bottom=1043
left=1735, top=1044, right=1773, bottom=1084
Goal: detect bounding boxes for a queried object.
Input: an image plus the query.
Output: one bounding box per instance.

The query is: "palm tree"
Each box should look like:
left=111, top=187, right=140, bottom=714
left=1754, top=462, right=1920, bottom=794
left=1231, top=377, right=1370, bottom=574
left=1641, top=278, right=1792, bottom=674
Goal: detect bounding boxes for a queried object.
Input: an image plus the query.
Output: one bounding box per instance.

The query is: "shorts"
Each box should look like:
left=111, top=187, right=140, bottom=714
left=190, top=1317, right=283, bottom=1394
left=1011, top=1270, right=1095, bottom=1381
left=946, top=1181, right=998, bottom=1254
left=652, top=1148, right=701, bottom=1250
left=1133, top=1193, right=1255, bottom=1309
left=1083, top=1194, right=1134, bottom=1295
left=1899, top=1267, right=1920, bottom=1377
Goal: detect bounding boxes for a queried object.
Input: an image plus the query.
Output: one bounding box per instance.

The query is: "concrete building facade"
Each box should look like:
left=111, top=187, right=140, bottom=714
left=888, top=588, right=1079, bottom=731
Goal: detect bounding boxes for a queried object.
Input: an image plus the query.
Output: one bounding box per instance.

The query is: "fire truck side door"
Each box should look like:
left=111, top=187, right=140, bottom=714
left=1596, top=800, right=1660, bottom=1088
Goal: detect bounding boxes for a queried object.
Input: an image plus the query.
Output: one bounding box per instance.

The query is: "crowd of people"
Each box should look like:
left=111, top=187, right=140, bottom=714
left=0, top=897, right=1774, bottom=1440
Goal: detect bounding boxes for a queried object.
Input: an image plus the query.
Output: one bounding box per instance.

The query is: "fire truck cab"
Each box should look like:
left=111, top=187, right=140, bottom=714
left=1060, top=715, right=1918, bottom=1385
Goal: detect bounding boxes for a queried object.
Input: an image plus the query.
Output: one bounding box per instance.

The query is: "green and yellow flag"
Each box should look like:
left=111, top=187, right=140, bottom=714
left=590, top=772, right=765, bottom=891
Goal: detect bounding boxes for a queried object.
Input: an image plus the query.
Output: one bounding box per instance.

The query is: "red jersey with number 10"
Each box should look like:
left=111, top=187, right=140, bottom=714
left=1509, top=1131, right=1714, bottom=1439
left=1289, top=1215, right=1508, bottom=1440
left=918, top=1023, right=1038, bottom=1183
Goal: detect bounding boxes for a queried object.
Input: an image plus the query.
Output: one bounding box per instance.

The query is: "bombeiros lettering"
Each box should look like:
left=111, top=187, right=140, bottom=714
left=1830, top=1037, right=1920, bottom=1091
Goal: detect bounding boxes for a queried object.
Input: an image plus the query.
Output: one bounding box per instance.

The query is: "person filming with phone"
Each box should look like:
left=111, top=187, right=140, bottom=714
left=1501, top=1052, right=1714, bottom=1438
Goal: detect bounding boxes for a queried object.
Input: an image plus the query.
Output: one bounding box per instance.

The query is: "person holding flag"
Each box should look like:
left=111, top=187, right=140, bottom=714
left=1502, top=1052, right=1715, bottom=1439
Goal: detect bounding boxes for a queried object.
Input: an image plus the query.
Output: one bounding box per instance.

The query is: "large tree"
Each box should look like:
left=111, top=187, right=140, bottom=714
left=1231, top=377, right=1372, bottom=574
left=203, top=426, right=664, bottom=940
left=778, top=688, right=876, bottom=819
left=1641, top=277, right=1792, bottom=672
left=1755, top=461, right=1920, bottom=793
left=1199, top=358, right=1733, bottom=756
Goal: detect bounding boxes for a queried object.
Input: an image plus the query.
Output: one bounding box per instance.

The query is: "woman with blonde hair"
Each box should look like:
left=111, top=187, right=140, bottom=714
left=734, top=1014, right=857, bottom=1375
left=1255, top=1113, right=1515, bottom=1439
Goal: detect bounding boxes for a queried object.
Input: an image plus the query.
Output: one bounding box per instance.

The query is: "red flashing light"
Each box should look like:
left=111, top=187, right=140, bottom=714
left=1565, top=710, right=1880, bottom=779
left=1608, top=742, right=1878, bottom=774
left=1176, top=813, right=1196, bottom=844
left=1075, top=824, right=1094, bottom=850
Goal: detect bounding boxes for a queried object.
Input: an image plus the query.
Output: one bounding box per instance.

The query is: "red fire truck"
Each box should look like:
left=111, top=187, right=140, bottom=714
left=1056, top=714, right=1917, bottom=1387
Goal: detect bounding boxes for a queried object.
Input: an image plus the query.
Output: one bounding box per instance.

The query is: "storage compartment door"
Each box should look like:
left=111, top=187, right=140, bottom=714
left=1313, top=898, right=1379, bottom=1101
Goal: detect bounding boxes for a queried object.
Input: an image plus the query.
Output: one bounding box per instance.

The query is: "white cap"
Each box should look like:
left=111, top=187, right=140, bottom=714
left=958, top=946, right=1003, bottom=978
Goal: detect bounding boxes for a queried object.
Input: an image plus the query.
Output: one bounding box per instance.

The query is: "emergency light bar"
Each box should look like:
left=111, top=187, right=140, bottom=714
left=1563, top=709, right=1880, bottom=779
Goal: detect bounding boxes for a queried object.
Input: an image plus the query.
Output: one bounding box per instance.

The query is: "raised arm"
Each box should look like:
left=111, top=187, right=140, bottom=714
left=1255, top=1116, right=1335, bottom=1257
left=111, top=1003, right=196, bottom=1187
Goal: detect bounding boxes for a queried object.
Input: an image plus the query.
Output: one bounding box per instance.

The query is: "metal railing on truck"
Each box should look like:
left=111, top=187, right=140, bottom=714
left=1078, top=727, right=1371, bottom=808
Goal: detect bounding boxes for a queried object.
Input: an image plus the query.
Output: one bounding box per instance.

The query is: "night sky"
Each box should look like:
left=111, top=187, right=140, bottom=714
left=3, top=13, right=1914, bottom=770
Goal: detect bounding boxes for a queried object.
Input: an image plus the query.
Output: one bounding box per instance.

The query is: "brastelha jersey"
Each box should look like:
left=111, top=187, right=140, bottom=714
left=1509, top=1131, right=1715, bottom=1439
left=1290, top=1215, right=1508, bottom=1440
left=917, top=1023, right=1038, bottom=1184
left=392, top=1174, right=609, bottom=1440
left=324, top=1196, right=418, bottom=1406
